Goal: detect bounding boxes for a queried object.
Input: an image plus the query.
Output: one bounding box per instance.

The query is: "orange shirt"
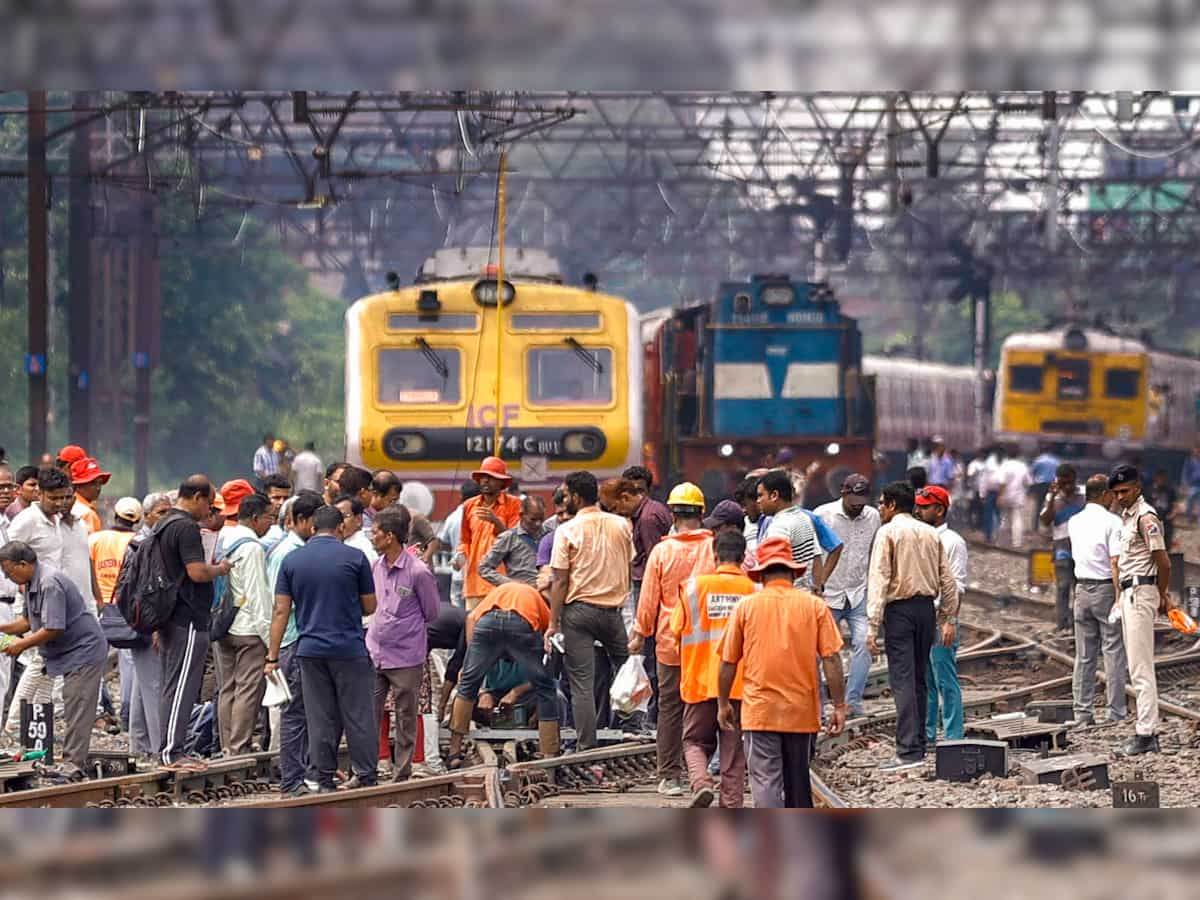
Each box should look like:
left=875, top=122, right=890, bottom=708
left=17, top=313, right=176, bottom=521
left=72, top=497, right=102, bottom=534
left=718, top=581, right=843, bottom=733
left=457, top=493, right=522, bottom=599
left=88, top=528, right=136, bottom=606
left=670, top=564, right=755, bottom=703
left=635, top=529, right=715, bottom=667
left=468, top=581, right=550, bottom=636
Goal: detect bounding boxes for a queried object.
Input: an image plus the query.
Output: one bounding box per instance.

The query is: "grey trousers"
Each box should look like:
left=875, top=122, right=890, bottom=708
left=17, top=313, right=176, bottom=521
left=743, top=730, right=814, bottom=809
left=1073, top=581, right=1128, bottom=721
left=159, top=622, right=209, bottom=765
left=61, top=659, right=105, bottom=773
left=562, top=602, right=629, bottom=750
left=215, top=633, right=268, bottom=755
left=374, top=665, right=422, bottom=780
left=1054, top=560, right=1075, bottom=631
left=129, top=642, right=163, bottom=755
left=299, top=655, right=378, bottom=789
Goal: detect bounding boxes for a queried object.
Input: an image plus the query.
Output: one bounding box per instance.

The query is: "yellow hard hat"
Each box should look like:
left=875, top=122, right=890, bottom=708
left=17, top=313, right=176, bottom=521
left=666, top=482, right=705, bottom=512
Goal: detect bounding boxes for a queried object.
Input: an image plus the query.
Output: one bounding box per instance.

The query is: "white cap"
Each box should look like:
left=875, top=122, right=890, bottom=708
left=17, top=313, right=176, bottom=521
left=114, top=497, right=144, bottom=524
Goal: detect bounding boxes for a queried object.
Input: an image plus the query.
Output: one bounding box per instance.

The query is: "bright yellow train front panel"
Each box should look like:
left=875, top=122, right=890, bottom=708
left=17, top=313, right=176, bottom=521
left=997, top=346, right=1148, bottom=443
left=345, top=279, right=642, bottom=490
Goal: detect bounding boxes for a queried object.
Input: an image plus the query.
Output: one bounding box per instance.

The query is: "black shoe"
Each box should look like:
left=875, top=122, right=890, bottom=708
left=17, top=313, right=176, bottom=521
left=1119, top=734, right=1159, bottom=756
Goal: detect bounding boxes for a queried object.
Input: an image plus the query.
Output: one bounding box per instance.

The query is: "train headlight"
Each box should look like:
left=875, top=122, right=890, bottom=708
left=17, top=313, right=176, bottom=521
left=825, top=442, right=840, bottom=456
left=384, top=432, right=427, bottom=458
left=559, top=429, right=604, bottom=458
left=471, top=279, right=515, bottom=307
left=718, top=443, right=735, bottom=458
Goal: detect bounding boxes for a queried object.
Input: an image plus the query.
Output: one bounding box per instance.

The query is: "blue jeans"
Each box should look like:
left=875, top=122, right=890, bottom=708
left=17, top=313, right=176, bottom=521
left=829, top=603, right=869, bottom=712
left=1187, top=486, right=1200, bottom=522
left=458, top=610, right=559, bottom=722
left=926, top=633, right=963, bottom=742
left=983, top=490, right=1000, bottom=542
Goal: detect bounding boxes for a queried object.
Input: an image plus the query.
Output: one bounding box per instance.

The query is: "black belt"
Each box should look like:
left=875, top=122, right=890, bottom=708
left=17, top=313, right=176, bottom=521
left=1076, top=578, right=1110, bottom=587
left=894, top=595, right=935, bottom=604
left=1119, top=576, right=1158, bottom=589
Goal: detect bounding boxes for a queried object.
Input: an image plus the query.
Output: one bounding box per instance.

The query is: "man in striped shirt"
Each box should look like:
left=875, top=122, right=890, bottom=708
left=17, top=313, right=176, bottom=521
left=758, top=469, right=843, bottom=591
left=252, top=434, right=280, bottom=483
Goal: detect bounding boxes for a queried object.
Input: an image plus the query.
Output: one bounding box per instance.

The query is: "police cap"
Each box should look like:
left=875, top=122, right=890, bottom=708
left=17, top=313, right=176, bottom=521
left=1107, top=463, right=1140, bottom=490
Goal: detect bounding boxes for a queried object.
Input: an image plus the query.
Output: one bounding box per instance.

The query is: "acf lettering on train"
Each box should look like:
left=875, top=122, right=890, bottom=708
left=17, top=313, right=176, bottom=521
left=466, top=404, right=521, bottom=428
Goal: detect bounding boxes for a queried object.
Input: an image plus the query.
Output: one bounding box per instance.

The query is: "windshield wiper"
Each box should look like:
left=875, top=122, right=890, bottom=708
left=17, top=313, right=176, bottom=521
left=414, top=337, right=449, bottom=379
left=563, top=337, right=603, bottom=373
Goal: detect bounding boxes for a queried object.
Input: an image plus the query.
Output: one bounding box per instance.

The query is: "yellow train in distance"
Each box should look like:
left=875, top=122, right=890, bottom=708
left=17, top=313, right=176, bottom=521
left=345, top=247, right=642, bottom=517
left=994, top=324, right=1200, bottom=466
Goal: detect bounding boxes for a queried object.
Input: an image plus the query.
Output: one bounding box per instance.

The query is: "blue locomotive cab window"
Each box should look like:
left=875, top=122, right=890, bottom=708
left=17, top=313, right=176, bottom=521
left=528, top=347, right=613, bottom=405
left=1008, top=364, right=1044, bottom=394
left=1105, top=368, right=1140, bottom=399
left=1056, top=358, right=1090, bottom=401
left=377, top=348, right=461, bottom=404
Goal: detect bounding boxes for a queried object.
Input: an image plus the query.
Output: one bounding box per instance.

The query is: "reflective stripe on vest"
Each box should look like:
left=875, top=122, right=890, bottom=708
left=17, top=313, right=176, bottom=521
left=679, top=577, right=734, bottom=648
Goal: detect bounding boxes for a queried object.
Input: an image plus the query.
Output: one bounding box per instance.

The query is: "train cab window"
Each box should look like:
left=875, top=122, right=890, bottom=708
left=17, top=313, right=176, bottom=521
left=1008, top=364, right=1044, bottom=393
left=1056, top=358, right=1090, bottom=401
left=1105, top=368, right=1140, bottom=399
left=377, top=348, right=461, bottom=404
left=528, top=347, right=613, bottom=405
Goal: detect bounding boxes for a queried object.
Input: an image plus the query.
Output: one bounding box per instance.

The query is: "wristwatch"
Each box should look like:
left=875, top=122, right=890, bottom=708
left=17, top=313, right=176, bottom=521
left=945, top=617, right=958, bottom=625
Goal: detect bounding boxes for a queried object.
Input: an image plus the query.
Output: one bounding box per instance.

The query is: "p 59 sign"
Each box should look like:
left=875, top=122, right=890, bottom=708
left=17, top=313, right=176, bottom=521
left=20, top=700, right=53, bottom=764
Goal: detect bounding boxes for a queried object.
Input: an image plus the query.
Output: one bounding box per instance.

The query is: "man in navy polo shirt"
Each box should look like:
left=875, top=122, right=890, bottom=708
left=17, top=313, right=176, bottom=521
left=267, top=505, right=378, bottom=792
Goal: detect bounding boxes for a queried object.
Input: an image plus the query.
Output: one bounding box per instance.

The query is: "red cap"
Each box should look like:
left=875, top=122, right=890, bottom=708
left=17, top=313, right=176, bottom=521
left=470, top=456, right=513, bottom=484
left=915, top=486, right=951, bottom=508
left=57, top=445, right=87, bottom=466
left=746, top=537, right=807, bottom=581
left=69, top=457, right=111, bottom=486
left=218, top=479, right=256, bottom=517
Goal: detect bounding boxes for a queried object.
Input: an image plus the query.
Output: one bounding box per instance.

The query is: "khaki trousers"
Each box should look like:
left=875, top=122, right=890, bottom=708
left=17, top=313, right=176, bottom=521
left=215, top=633, right=268, bottom=755
left=1120, top=584, right=1159, bottom=736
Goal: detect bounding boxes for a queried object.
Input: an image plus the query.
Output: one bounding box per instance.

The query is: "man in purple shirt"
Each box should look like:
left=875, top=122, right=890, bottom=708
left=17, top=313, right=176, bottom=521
left=367, top=506, right=440, bottom=782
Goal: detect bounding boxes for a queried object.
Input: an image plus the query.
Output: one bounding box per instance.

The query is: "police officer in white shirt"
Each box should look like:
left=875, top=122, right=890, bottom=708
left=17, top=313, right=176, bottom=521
left=1066, top=474, right=1128, bottom=727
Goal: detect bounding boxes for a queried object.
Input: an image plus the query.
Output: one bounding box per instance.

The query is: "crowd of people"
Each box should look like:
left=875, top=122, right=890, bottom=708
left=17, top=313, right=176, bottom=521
left=0, top=433, right=1183, bottom=803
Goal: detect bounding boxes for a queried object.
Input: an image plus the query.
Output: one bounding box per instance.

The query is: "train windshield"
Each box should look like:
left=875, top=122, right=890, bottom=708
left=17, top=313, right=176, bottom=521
left=377, top=348, right=461, bottom=404
left=1056, top=357, right=1090, bottom=400
left=1105, top=368, right=1141, bottom=399
left=1008, top=364, right=1043, bottom=393
left=528, top=347, right=613, bottom=405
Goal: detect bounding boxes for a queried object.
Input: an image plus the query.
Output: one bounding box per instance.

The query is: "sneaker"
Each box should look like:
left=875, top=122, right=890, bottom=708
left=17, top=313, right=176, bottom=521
left=689, top=786, right=716, bottom=808
left=1066, top=716, right=1095, bottom=728
left=412, top=761, right=446, bottom=778
left=878, top=756, right=923, bottom=772
left=162, top=756, right=208, bottom=773
left=282, top=783, right=312, bottom=798
left=657, top=778, right=684, bottom=797
left=340, top=774, right=378, bottom=790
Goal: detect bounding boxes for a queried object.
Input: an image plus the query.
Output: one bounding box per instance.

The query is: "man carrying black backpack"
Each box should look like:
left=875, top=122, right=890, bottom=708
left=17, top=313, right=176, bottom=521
left=156, top=476, right=232, bottom=773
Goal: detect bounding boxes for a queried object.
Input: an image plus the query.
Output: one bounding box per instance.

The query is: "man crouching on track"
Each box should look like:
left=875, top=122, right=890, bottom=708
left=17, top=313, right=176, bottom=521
left=0, top=541, right=107, bottom=782
left=1109, top=463, right=1176, bottom=756
left=446, top=580, right=561, bottom=766
left=717, top=537, right=847, bottom=808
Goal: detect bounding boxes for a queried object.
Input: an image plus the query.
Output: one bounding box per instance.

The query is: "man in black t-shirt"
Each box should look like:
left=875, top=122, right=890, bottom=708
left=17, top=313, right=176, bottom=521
left=1146, top=468, right=1178, bottom=551
left=157, top=476, right=233, bottom=772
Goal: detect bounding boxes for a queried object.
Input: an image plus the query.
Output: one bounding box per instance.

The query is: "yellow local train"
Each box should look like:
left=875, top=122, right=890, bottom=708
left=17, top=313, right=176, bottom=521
left=345, top=247, right=642, bottom=517
left=994, top=324, right=1200, bottom=467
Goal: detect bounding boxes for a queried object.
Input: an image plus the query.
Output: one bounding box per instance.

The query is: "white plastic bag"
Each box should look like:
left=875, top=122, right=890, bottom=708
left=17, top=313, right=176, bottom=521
left=261, top=669, right=293, bottom=708
left=610, top=655, right=653, bottom=715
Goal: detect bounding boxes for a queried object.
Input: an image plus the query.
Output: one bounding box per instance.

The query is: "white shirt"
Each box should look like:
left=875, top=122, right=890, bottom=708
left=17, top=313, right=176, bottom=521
left=936, top=524, right=969, bottom=600
left=997, top=458, right=1032, bottom=507
left=814, top=501, right=880, bottom=609
left=219, top=523, right=274, bottom=645
left=344, top=528, right=379, bottom=566
left=290, top=450, right=323, bottom=494
left=1067, top=502, right=1123, bottom=581
left=438, top=503, right=467, bottom=594
left=10, top=504, right=97, bottom=614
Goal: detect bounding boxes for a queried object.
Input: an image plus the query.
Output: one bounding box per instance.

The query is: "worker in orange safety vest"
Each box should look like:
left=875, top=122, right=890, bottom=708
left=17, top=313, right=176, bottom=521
left=669, top=529, right=755, bottom=808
